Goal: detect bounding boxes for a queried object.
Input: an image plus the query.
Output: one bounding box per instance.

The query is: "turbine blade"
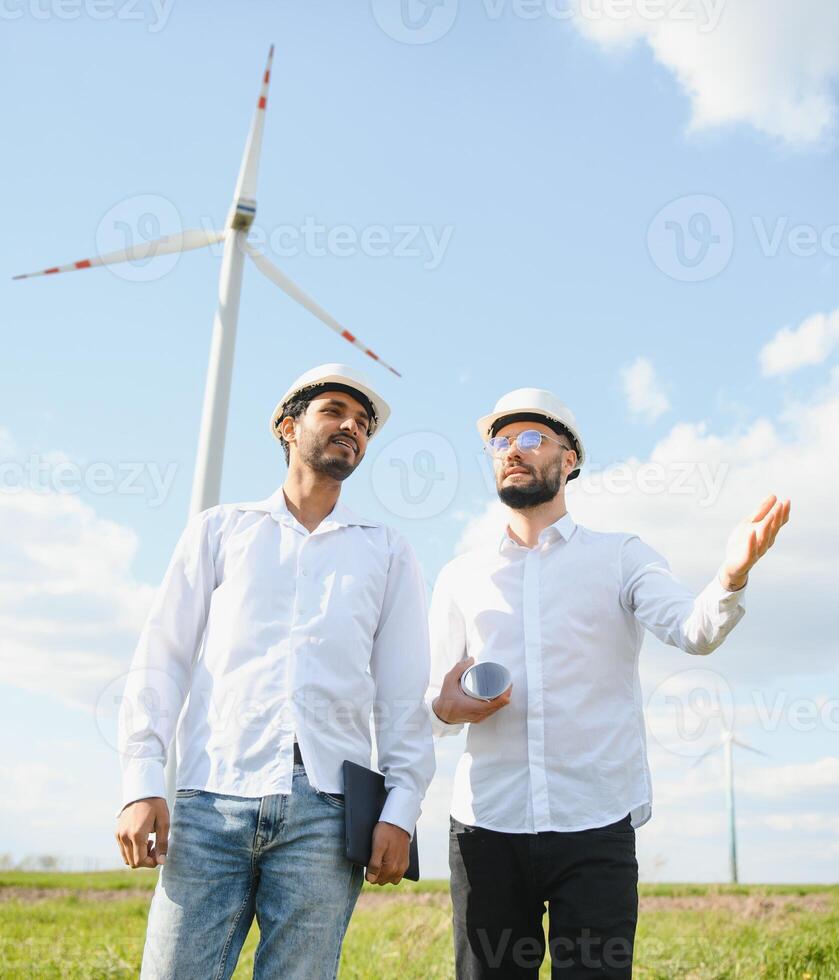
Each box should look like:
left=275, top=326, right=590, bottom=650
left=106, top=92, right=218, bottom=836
left=689, top=740, right=724, bottom=769
left=245, top=245, right=401, bottom=377
left=731, top=737, right=768, bottom=757
left=233, top=44, right=275, bottom=202
left=13, top=229, right=226, bottom=280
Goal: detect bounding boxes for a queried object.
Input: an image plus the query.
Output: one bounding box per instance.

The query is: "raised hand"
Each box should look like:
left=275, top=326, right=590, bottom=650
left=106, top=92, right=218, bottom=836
left=721, top=495, right=791, bottom=591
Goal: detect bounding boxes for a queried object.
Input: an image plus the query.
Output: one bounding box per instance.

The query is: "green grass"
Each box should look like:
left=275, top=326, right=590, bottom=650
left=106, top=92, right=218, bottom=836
left=1, top=872, right=836, bottom=979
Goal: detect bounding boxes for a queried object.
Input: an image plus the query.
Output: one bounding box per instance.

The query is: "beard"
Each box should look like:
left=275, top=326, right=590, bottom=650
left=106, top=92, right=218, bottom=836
left=297, top=430, right=362, bottom=481
left=497, top=458, right=564, bottom=509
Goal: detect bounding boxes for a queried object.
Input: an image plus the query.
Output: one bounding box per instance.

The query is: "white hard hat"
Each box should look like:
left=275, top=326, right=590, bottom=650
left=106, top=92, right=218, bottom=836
left=476, top=387, right=586, bottom=479
left=270, top=363, right=391, bottom=441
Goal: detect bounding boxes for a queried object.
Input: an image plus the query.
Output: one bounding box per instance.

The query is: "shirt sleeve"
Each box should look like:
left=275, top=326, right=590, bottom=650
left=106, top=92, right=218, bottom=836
left=370, top=531, right=436, bottom=836
left=426, top=561, right=468, bottom=738
left=116, top=508, right=217, bottom=815
left=619, top=535, right=746, bottom=656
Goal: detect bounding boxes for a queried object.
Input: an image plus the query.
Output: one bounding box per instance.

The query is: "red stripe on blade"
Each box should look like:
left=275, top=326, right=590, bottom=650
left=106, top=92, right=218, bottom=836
left=75, top=260, right=91, bottom=270
left=45, top=268, right=59, bottom=275
left=341, top=330, right=356, bottom=343
left=258, top=96, right=267, bottom=109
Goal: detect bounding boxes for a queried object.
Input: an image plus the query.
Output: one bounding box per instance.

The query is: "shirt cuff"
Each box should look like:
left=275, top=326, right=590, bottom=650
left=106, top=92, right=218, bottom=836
left=117, top=758, right=167, bottom=817
left=426, top=696, right=465, bottom=738
left=713, top=571, right=748, bottom=607
left=379, top=785, right=422, bottom=836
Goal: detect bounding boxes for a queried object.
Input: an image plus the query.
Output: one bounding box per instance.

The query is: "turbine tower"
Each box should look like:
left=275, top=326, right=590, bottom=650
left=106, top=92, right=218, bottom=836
left=691, top=726, right=767, bottom=883
left=15, top=46, right=401, bottom=801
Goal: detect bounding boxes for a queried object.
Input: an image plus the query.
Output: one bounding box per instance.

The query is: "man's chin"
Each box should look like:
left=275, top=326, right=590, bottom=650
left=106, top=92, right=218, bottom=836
left=315, top=450, right=358, bottom=481
left=498, top=481, right=555, bottom=509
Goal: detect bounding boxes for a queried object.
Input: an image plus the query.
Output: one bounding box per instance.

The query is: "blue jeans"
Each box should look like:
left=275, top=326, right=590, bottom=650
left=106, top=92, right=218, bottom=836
left=140, top=764, right=364, bottom=979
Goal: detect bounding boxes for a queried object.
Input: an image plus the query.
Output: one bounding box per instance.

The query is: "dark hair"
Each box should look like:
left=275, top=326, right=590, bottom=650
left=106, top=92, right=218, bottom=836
left=275, top=384, right=375, bottom=466
left=276, top=391, right=317, bottom=465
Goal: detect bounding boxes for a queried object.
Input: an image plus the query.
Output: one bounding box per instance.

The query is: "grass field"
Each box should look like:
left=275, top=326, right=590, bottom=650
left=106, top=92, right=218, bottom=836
left=1, top=871, right=837, bottom=978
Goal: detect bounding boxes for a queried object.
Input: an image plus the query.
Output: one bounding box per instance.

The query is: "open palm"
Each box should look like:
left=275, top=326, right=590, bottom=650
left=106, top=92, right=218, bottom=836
left=722, top=494, right=791, bottom=589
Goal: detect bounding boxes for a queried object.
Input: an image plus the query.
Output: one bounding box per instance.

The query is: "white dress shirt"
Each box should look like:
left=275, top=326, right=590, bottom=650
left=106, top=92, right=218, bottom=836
left=118, top=487, right=435, bottom=835
left=427, top=513, right=746, bottom=834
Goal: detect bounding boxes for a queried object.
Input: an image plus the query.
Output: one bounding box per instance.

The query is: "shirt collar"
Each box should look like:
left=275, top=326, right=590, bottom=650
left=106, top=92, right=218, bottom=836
left=498, top=511, right=577, bottom=553
left=236, top=487, right=380, bottom=531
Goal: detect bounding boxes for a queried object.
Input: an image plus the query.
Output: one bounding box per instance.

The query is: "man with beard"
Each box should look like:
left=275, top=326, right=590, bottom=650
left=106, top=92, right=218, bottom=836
left=116, top=364, right=435, bottom=979
left=427, top=387, right=790, bottom=979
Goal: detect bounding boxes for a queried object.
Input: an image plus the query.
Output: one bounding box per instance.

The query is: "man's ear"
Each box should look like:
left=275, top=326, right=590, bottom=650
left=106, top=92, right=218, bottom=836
left=563, top=449, right=578, bottom=479
left=279, top=415, right=297, bottom=448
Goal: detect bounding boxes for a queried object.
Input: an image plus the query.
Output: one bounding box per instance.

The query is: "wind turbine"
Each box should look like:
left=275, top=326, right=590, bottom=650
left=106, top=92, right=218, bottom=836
left=691, top=726, right=768, bottom=883
left=15, top=46, right=401, bottom=801
left=14, top=43, right=400, bottom=518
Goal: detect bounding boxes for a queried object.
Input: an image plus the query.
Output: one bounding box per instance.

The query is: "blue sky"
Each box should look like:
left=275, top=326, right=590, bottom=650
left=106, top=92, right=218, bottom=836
left=2, top=1, right=838, bottom=880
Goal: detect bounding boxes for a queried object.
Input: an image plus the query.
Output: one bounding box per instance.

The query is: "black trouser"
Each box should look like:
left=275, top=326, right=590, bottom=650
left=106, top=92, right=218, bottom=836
left=449, top=813, right=638, bottom=979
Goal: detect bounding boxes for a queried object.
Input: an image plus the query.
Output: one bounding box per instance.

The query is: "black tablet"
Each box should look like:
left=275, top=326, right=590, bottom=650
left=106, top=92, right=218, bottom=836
left=342, top=760, right=420, bottom=881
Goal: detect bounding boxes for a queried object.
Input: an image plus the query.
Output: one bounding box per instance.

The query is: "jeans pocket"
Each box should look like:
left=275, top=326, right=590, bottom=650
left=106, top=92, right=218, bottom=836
left=316, top=790, right=346, bottom=809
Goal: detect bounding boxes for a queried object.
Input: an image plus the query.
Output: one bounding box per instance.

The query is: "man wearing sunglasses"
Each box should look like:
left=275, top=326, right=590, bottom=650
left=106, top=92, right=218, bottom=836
left=427, top=387, right=790, bottom=979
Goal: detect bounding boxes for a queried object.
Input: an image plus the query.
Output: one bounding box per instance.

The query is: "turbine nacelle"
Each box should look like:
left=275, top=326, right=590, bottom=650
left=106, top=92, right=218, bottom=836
left=230, top=197, right=257, bottom=231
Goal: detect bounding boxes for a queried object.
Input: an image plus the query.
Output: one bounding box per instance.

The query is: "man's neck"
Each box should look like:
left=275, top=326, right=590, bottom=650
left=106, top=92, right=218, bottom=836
left=505, top=494, right=568, bottom=549
left=282, top=469, right=342, bottom=533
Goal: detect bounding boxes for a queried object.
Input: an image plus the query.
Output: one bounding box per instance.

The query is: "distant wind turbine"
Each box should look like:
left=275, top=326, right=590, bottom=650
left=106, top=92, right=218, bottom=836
left=15, top=46, right=401, bottom=802
left=691, top=726, right=768, bottom=883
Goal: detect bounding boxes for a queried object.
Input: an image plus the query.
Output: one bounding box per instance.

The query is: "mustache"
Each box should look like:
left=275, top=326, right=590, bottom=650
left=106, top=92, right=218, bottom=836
left=502, top=462, right=533, bottom=477
left=330, top=434, right=359, bottom=453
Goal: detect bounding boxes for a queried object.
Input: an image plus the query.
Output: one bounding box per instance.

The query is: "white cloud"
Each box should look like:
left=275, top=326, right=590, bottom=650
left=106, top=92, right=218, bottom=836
left=571, top=0, right=839, bottom=145
left=0, top=488, right=154, bottom=711
left=759, top=309, right=839, bottom=376
left=738, top=756, right=839, bottom=798
left=621, top=356, right=671, bottom=422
